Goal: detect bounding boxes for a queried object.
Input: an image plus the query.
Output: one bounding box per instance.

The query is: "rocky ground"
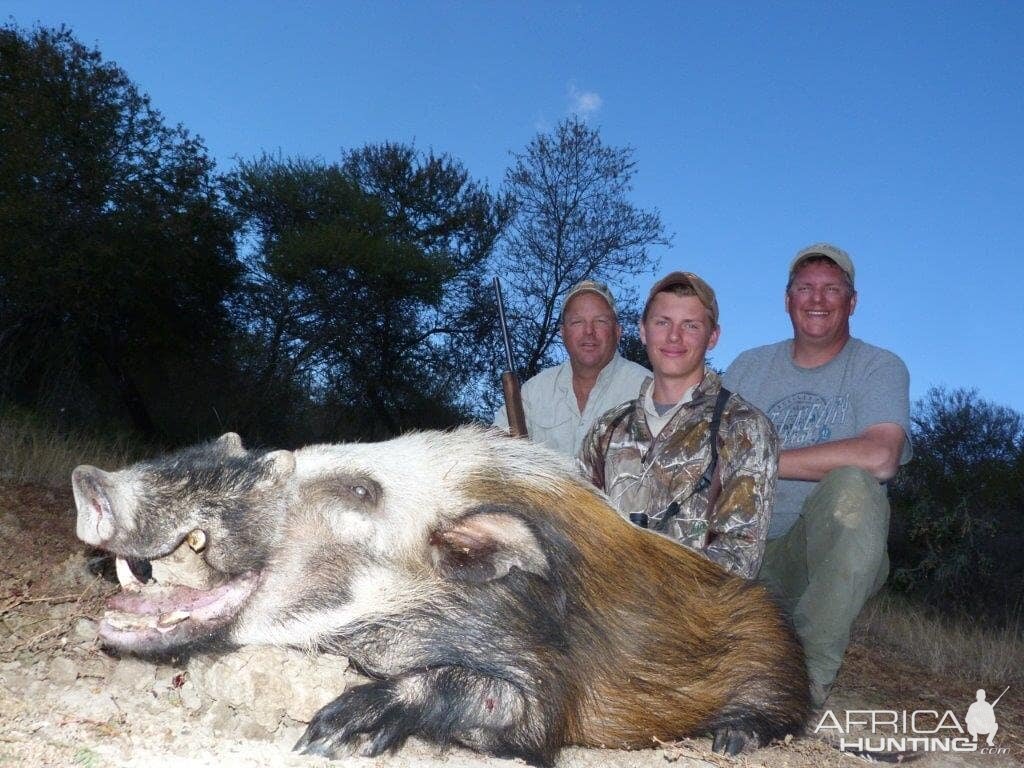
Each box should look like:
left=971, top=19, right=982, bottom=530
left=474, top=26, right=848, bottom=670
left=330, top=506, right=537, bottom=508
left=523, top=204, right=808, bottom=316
left=1, top=481, right=1019, bottom=768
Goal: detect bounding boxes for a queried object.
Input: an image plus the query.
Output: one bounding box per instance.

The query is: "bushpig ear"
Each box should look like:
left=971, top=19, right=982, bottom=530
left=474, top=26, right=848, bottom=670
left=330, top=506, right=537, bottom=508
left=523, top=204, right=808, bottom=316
left=216, top=432, right=245, bottom=455
left=429, top=506, right=548, bottom=583
left=261, top=449, right=296, bottom=480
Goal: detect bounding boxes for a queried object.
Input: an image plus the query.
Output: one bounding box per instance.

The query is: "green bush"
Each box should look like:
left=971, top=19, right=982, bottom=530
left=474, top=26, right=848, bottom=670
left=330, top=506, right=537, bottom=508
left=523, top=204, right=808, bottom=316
left=889, top=387, right=1024, bottom=622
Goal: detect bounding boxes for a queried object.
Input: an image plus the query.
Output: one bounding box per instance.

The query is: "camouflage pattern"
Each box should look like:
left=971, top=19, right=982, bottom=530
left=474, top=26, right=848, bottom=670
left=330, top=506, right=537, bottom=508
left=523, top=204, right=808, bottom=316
left=578, top=369, right=778, bottom=578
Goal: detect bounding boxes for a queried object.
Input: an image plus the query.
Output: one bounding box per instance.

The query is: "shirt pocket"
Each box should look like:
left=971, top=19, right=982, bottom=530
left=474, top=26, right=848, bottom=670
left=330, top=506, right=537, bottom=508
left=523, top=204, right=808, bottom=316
left=530, top=412, right=575, bottom=454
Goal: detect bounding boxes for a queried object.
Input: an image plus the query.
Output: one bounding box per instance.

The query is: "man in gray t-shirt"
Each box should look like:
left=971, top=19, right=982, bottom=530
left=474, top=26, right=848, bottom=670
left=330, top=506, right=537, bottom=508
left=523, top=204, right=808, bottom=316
left=723, top=243, right=912, bottom=707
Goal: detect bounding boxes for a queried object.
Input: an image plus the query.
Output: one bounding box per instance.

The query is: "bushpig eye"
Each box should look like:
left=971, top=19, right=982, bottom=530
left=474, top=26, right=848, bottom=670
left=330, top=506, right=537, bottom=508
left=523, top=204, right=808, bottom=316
left=303, top=475, right=381, bottom=509
left=343, top=479, right=380, bottom=507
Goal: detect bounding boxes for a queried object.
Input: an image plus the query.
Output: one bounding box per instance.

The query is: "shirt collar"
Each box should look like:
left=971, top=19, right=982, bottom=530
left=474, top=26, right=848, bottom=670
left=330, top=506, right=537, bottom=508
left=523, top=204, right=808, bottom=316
left=556, top=353, right=624, bottom=392
left=640, top=365, right=719, bottom=414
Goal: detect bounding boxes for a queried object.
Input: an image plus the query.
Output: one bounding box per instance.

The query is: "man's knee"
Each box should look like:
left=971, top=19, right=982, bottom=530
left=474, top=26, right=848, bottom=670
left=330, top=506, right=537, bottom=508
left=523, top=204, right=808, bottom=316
left=803, top=467, right=889, bottom=579
left=808, top=466, right=889, bottom=530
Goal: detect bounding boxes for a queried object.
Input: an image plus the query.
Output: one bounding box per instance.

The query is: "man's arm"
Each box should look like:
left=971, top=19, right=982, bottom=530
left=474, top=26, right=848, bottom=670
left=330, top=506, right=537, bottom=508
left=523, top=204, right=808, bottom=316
left=778, top=422, right=906, bottom=482
left=705, top=409, right=779, bottom=579
left=575, top=419, right=607, bottom=491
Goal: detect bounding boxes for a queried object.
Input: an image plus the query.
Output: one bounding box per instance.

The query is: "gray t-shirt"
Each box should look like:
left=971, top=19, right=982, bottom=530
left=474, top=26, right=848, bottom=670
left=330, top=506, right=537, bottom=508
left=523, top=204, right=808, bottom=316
left=723, top=337, right=912, bottom=539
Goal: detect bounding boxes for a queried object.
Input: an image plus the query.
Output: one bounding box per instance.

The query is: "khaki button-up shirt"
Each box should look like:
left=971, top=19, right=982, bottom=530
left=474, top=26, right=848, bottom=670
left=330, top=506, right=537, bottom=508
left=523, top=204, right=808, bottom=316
left=494, top=354, right=651, bottom=458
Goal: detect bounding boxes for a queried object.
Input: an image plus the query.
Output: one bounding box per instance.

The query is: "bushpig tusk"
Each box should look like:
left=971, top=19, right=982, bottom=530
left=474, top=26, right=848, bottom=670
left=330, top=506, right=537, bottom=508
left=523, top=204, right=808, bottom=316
left=186, top=529, right=207, bottom=553
left=115, top=557, right=143, bottom=591
left=157, top=610, right=191, bottom=629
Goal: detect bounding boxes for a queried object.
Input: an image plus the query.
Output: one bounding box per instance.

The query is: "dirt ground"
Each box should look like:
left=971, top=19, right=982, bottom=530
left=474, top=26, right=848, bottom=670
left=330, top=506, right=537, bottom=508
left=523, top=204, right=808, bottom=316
left=1, top=481, right=1019, bottom=768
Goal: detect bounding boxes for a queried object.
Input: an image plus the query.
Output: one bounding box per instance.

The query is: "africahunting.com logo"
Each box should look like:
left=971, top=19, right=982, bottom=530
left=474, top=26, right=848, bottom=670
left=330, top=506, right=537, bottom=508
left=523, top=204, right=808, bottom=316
left=814, top=686, right=1010, bottom=756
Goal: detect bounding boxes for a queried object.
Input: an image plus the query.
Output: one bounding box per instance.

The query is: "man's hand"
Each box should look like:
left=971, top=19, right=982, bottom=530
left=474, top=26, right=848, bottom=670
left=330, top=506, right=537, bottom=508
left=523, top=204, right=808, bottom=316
left=778, top=422, right=906, bottom=482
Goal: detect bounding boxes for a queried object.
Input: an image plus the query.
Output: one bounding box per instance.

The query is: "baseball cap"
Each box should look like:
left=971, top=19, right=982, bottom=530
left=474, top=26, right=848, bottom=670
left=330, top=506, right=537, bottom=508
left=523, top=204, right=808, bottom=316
left=789, top=243, right=855, bottom=286
left=642, top=271, right=719, bottom=326
left=562, top=279, right=617, bottom=319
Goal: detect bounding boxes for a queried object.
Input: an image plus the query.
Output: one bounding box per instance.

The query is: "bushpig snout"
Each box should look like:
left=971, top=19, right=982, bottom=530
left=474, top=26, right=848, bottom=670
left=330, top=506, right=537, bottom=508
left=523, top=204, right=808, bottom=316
left=72, top=464, right=118, bottom=547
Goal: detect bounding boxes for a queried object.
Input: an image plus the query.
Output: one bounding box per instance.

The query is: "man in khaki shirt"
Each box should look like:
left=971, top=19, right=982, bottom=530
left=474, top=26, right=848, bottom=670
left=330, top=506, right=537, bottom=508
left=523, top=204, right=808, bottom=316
left=494, top=280, right=650, bottom=457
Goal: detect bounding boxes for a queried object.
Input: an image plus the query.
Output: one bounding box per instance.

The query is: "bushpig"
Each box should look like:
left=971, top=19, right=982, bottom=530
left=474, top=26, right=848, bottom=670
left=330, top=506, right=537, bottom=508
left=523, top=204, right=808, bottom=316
left=72, top=427, right=810, bottom=765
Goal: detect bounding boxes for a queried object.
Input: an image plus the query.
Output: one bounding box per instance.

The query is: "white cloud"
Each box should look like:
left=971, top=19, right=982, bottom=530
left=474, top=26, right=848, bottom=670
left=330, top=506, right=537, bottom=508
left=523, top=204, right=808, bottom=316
left=567, top=83, right=602, bottom=118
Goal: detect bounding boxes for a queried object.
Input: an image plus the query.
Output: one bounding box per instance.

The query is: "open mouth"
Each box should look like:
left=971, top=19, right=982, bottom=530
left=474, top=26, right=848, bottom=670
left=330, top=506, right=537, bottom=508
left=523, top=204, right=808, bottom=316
left=99, top=531, right=258, bottom=654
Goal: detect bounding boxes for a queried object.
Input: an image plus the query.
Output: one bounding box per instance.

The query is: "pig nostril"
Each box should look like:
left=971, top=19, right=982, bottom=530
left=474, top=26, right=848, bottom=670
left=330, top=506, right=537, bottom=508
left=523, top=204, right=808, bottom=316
left=127, top=558, right=153, bottom=584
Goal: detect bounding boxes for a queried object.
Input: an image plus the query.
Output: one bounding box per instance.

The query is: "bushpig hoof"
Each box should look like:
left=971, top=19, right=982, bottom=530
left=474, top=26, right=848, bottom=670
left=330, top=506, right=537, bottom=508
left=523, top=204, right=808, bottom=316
left=711, top=726, right=760, bottom=755
left=295, top=680, right=414, bottom=759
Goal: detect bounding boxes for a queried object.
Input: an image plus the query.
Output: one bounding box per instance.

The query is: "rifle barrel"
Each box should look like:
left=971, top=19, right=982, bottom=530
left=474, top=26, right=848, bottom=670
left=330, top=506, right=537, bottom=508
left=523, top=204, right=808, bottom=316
left=493, top=277, right=528, bottom=438
left=493, top=277, right=517, bottom=374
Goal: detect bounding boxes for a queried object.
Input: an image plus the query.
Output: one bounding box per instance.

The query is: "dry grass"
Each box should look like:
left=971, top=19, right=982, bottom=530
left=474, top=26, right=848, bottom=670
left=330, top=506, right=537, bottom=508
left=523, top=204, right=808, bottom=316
left=0, top=408, right=152, bottom=488
left=854, top=590, right=1024, bottom=686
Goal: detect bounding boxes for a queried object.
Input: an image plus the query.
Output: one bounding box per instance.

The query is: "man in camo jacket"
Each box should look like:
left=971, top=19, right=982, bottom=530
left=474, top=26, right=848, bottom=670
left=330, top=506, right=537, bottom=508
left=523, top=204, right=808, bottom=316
left=578, top=271, right=778, bottom=579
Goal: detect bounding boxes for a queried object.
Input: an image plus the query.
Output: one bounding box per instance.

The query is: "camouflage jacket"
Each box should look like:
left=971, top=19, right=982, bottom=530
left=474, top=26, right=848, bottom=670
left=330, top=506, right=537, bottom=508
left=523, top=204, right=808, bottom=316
left=577, top=369, right=778, bottom=578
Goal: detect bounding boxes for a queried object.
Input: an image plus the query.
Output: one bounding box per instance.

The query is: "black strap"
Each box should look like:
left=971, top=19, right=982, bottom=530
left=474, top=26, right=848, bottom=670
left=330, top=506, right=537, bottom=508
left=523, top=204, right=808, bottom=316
left=695, top=385, right=731, bottom=494
left=651, top=386, right=731, bottom=532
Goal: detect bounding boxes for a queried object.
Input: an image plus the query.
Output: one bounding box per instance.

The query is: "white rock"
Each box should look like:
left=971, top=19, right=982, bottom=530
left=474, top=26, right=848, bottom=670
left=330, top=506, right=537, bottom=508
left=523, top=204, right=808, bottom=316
left=177, top=680, right=203, bottom=711
left=73, top=654, right=115, bottom=680
left=72, top=618, right=99, bottom=643
left=108, top=657, right=157, bottom=692
left=55, top=688, right=121, bottom=724
left=202, top=700, right=237, bottom=736
left=188, top=646, right=350, bottom=731
left=47, top=656, right=79, bottom=686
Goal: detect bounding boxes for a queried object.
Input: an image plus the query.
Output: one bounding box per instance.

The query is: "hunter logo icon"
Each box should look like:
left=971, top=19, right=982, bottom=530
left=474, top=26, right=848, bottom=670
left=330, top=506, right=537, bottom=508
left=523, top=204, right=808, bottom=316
left=966, top=687, right=1007, bottom=746
left=813, top=684, right=1013, bottom=756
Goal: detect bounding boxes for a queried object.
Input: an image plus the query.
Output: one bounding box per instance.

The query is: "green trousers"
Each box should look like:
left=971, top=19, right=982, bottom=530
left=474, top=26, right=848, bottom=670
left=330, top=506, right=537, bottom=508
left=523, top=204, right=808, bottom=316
left=758, top=467, right=890, bottom=692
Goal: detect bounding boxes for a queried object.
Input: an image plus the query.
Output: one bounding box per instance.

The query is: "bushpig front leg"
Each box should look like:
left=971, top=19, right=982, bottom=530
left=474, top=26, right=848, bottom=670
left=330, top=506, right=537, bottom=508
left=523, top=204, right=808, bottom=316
left=711, top=726, right=760, bottom=755
left=294, top=666, right=559, bottom=767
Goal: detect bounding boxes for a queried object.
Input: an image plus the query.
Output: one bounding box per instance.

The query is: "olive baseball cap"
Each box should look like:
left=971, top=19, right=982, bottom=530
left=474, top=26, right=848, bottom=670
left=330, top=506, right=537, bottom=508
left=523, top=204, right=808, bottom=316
left=562, top=279, right=618, bottom=319
left=789, top=243, right=855, bottom=286
left=642, top=271, right=719, bottom=326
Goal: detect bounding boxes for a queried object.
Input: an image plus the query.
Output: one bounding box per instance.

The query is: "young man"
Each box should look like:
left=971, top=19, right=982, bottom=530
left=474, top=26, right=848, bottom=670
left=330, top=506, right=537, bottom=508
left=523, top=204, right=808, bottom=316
left=578, top=272, right=778, bottom=579
left=494, top=280, right=650, bottom=457
left=723, top=243, right=912, bottom=706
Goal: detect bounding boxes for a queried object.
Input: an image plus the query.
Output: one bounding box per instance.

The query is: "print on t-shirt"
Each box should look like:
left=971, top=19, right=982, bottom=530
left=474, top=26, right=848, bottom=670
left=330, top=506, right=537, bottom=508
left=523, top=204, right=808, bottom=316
left=767, top=393, right=851, bottom=448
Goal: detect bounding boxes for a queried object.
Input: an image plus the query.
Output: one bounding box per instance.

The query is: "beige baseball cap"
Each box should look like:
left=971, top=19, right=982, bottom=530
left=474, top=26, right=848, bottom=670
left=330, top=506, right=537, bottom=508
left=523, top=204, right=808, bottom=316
left=642, top=271, right=719, bottom=326
left=789, top=243, right=855, bottom=286
left=562, top=279, right=617, bottom=319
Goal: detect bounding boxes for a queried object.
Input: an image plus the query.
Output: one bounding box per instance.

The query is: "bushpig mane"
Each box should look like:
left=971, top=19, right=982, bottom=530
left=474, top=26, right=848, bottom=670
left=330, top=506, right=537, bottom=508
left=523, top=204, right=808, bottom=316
left=137, top=439, right=275, bottom=503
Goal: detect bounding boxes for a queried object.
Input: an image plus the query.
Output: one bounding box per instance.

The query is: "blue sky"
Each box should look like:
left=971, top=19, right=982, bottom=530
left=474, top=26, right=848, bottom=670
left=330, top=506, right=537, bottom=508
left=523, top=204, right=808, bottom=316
left=7, top=1, right=1024, bottom=413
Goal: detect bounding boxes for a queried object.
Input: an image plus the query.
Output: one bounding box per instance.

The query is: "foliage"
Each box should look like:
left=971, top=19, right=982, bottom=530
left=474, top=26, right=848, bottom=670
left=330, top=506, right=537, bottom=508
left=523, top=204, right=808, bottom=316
left=889, top=387, right=1024, bottom=621
left=497, top=117, right=669, bottom=382
left=225, top=146, right=507, bottom=442
left=0, top=24, right=238, bottom=440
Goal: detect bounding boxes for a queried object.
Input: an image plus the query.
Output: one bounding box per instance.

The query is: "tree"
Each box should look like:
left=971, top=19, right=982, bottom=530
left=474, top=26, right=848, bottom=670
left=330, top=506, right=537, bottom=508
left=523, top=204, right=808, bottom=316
left=0, top=24, right=238, bottom=439
left=889, top=387, right=1024, bottom=620
left=226, top=146, right=507, bottom=442
left=340, top=143, right=512, bottom=423
left=497, top=117, right=669, bottom=381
